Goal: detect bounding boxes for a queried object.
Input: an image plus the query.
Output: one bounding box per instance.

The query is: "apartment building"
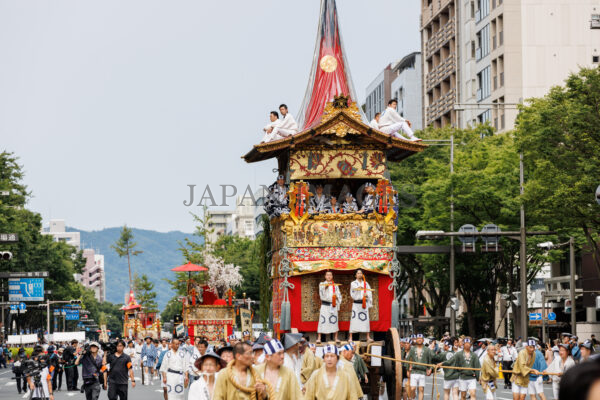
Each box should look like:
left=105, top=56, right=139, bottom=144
left=422, top=0, right=600, bottom=131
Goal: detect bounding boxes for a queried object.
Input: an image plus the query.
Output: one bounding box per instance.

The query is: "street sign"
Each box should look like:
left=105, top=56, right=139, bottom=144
left=65, top=309, right=79, bottom=321
left=175, top=323, right=185, bottom=337
left=8, top=278, right=44, bottom=301
left=548, top=312, right=556, bottom=321
left=0, top=271, right=48, bottom=279
left=18, top=302, right=26, bottom=311
left=529, top=313, right=542, bottom=321
left=10, top=304, right=17, bottom=314
left=0, top=233, right=18, bottom=243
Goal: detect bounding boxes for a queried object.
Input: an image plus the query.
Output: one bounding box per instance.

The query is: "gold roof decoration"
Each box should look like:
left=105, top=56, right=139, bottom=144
left=320, top=95, right=362, bottom=125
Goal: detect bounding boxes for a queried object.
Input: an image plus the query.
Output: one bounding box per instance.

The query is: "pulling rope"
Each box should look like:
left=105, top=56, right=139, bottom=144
left=363, top=353, right=562, bottom=376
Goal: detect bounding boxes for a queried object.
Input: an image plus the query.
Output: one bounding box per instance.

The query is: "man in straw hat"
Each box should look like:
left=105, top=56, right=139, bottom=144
left=188, top=351, right=224, bottom=400
left=283, top=333, right=303, bottom=387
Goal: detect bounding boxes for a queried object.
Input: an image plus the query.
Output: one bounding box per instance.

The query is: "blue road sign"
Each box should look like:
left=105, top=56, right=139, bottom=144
left=10, top=304, right=17, bottom=311
left=8, top=278, right=44, bottom=301
left=18, top=302, right=26, bottom=311
left=529, top=313, right=542, bottom=321
left=65, top=309, right=79, bottom=321
left=548, top=312, right=557, bottom=321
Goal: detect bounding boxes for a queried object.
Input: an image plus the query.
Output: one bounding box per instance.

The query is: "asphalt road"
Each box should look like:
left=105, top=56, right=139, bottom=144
left=0, top=366, right=558, bottom=400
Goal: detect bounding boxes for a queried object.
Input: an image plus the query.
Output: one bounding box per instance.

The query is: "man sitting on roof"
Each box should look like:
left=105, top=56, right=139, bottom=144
left=378, top=99, right=421, bottom=141
left=264, top=104, right=298, bottom=140
left=261, top=111, right=281, bottom=143
left=369, top=112, right=381, bottom=130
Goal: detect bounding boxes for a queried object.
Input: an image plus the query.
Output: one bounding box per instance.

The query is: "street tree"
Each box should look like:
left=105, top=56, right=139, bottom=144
left=515, top=66, right=600, bottom=276
left=111, top=225, right=142, bottom=292
left=133, top=273, right=158, bottom=313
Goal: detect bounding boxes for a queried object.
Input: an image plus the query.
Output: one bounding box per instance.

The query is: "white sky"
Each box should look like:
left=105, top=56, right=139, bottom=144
left=0, top=1, right=420, bottom=233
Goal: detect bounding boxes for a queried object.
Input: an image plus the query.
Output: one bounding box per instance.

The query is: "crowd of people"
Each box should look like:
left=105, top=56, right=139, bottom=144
left=1, top=330, right=598, bottom=400
left=259, top=100, right=421, bottom=144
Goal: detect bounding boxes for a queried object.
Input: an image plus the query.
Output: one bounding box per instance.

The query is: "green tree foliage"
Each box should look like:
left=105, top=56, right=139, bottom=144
left=161, top=297, right=183, bottom=324
left=133, top=273, right=158, bottom=313
left=515, top=66, right=600, bottom=275
left=390, top=127, right=549, bottom=336
left=0, top=152, right=83, bottom=330
left=0, top=151, right=127, bottom=335
left=211, top=234, right=260, bottom=305
left=111, top=225, right=142, bottom=291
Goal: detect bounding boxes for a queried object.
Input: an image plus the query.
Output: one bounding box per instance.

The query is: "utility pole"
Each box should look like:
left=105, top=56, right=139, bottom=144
left=449, top=134, right=456, bottom=336
left=570, top=236, right=576, bottom=336
left=519, top=153, right=528, bottom=340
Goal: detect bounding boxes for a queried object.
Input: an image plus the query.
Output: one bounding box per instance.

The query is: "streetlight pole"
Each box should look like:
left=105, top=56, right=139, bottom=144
left=570, top=236, right=576, bottom=336
left=519, top=153, right=528, bottom=340
left=449, top=134, right=456, bottom=336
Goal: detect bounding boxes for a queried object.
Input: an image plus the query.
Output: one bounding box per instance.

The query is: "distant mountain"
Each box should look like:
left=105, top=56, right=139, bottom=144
left=70, top=227, right=200, bottom=308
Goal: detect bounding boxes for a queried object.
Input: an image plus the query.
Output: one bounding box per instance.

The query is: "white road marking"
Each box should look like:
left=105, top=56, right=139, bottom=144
left=5, top=381, right=16, bottom=386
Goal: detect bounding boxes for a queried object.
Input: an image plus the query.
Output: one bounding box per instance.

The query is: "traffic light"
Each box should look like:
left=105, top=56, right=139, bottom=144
left=70, top=300, right=81, bottom=305
left=0, top=251, right=12, bottom=261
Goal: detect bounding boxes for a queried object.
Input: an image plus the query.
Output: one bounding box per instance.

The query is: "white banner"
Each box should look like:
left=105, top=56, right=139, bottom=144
left=47, top=331, right=85, bottom=343
left=7, top=334, right=38, bottom=345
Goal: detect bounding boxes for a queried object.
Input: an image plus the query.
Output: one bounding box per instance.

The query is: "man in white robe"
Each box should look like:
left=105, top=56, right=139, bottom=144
left=261, top=111, right=282, bottom=143
left=378, top=99, right=421, bottom=141
left=317, top=270, right=342, bottom=344
left=265, top=104, right=298, bottom=139
left=159, top=338, right=190, bottom=400
left=369, top=112, right=381, bottom=129
left=349, top=269, right=373, bottom=342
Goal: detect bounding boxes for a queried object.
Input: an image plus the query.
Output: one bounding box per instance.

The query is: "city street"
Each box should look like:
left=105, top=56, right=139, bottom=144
left=0, top=366, right=560, bottom=400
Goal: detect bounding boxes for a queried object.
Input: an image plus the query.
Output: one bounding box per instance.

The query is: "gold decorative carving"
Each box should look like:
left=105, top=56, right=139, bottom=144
left=280, top=213, right=396, bottom=248
left=321, top=101, right=363, bottom=124
left=186, top=305, right=235, bottom=322
left=289, top=149, right=386, bottom=179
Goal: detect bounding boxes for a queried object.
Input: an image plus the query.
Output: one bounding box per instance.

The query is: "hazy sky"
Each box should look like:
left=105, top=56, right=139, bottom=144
left=0, top=1, right=420, bottom=233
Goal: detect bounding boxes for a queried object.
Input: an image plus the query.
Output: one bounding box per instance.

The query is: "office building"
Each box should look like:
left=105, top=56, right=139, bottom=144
left=42, top=219, right=81, bottom=250
left=206, top=210, right=233, bottom=243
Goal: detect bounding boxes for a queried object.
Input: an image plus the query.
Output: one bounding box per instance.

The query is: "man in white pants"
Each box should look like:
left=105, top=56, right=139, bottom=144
left=264, top=104, right=298, bottom=139
left=378, top=99, right=421, bottom=141
left=261, top=111, right=282, bottom=143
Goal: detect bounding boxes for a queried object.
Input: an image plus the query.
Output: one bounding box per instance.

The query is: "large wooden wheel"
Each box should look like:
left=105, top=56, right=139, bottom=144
left=384, top=327, right=403, bottom=400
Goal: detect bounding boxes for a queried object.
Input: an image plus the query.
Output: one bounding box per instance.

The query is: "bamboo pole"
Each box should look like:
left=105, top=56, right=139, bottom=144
left=363, top=353, right=561, bottom=376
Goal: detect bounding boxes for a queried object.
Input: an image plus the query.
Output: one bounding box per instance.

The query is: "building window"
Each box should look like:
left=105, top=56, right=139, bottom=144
left=477, top=66, right=491, bottom=101
left=476, top=24, right=490, bottom=61
left=591, top=14, right=600, bottom=29
left=478, top=109, right=491, bottom=124
left=476, top=0, right=489, bottom=23
left=593, top=55, right=600, bottom=64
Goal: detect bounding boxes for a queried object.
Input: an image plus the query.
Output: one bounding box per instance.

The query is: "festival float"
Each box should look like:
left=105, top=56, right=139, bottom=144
left=242, top=0, right=427, bottom=397
left=122, top=290, right=161, bottom=339
left=172, top=262, right=236, bottom=345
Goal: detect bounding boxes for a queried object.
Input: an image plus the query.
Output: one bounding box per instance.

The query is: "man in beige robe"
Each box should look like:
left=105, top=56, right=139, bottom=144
left=480, top=345, right=499, bottom=400
left=213, top=342, right=258, bottom=400
left=304, top=345, right=354, bottom=400
left=254, top=339, right=302, bottom=400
